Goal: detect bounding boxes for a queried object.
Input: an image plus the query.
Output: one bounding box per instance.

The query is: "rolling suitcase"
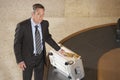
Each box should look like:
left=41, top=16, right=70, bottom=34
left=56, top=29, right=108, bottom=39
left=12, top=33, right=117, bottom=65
left=48, top=46, right=85, bottom=80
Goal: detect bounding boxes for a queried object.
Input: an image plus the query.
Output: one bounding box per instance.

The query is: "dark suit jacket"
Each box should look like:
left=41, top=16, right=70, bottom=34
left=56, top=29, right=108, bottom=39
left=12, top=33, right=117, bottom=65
left=14, top=18, right=60, bottom=66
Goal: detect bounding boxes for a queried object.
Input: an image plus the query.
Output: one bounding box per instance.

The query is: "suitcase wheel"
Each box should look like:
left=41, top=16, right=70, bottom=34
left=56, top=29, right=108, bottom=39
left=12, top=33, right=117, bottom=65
left=48, top=52, right=53, bottom=55
left=68, top=76, right=72, bottom=79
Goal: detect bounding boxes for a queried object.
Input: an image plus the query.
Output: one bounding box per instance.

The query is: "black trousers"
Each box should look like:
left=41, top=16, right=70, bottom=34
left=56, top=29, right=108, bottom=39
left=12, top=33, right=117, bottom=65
left=23, top=54, right=44, bottom=80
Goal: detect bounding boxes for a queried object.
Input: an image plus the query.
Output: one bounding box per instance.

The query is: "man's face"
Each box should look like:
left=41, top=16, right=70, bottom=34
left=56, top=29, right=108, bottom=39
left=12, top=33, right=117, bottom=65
left=32, top=8, right=44, bottom=24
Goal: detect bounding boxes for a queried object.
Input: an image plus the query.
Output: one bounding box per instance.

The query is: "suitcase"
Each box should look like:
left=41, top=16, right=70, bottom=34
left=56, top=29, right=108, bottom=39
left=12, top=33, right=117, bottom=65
left=48, top=46, right=85, bottom=80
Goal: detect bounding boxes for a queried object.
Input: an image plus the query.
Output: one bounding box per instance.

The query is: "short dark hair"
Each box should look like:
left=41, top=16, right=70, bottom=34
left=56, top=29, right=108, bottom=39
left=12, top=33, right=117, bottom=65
left=32, top=3, right=45, bottom=11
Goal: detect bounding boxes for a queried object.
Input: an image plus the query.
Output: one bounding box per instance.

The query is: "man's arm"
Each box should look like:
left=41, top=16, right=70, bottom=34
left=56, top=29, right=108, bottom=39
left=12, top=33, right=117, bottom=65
left=14, top=23, right=24, bottom=64
left=44, top=21, right=61, bottom=51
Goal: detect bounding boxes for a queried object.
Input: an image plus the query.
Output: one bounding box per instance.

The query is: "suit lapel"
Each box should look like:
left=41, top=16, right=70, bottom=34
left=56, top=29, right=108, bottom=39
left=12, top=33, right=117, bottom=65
left=27, top=19, right=34, bottom=49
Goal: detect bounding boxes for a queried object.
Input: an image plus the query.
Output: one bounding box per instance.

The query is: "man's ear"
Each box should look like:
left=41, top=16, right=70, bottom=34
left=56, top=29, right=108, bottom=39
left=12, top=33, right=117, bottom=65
left=31, top=12, right=34, bottom=16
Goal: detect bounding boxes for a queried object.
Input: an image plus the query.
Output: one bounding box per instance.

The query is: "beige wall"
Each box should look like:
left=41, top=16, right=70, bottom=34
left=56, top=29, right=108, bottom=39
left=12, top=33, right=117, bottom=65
left=0, top=0, right=120, bottom=80
left=65, top=0, right=120, bottom=17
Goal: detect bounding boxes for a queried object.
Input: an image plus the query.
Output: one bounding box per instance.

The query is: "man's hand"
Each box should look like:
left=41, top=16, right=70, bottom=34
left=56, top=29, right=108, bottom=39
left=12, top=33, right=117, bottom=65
left=18, top=61, right=26, bottom=71
left=58, top=49, right=65, bottom=55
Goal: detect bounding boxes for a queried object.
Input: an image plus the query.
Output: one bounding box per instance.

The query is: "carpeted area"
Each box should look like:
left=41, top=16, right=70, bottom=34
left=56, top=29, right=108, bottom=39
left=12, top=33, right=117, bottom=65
left=98, top=48, right=120, bottom=80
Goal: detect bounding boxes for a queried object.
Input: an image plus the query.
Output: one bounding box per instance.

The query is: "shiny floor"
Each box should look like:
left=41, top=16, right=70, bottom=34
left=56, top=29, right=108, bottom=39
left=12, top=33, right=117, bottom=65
left=47, top=66, right=70, bottom=80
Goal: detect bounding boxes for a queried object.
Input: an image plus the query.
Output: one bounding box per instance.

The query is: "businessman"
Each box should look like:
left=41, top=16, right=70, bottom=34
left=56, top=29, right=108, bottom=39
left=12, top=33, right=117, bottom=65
left=14, top=3, right=63, bottom=80
left=116, top=18, right=120, bottom=42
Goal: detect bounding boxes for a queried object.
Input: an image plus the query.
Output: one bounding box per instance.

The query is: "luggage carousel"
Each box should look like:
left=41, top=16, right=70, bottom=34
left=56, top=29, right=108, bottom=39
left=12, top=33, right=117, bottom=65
left=47, top=23, right=120, bottom=80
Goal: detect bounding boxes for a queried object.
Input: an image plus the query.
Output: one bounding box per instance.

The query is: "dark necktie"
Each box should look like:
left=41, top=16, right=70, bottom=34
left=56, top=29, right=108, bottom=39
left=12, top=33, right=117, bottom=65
left=35, top=25, right=42, bottom=54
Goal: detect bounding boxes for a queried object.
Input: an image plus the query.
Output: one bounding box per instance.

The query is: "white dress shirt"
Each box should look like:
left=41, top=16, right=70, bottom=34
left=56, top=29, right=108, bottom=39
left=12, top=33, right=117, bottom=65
left=31, top=18, right=43, bottom=54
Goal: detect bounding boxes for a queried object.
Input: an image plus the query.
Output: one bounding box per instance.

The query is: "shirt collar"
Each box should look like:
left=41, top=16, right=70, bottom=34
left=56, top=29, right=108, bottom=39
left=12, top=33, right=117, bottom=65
left=31, top=18, right=40, bottom=27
